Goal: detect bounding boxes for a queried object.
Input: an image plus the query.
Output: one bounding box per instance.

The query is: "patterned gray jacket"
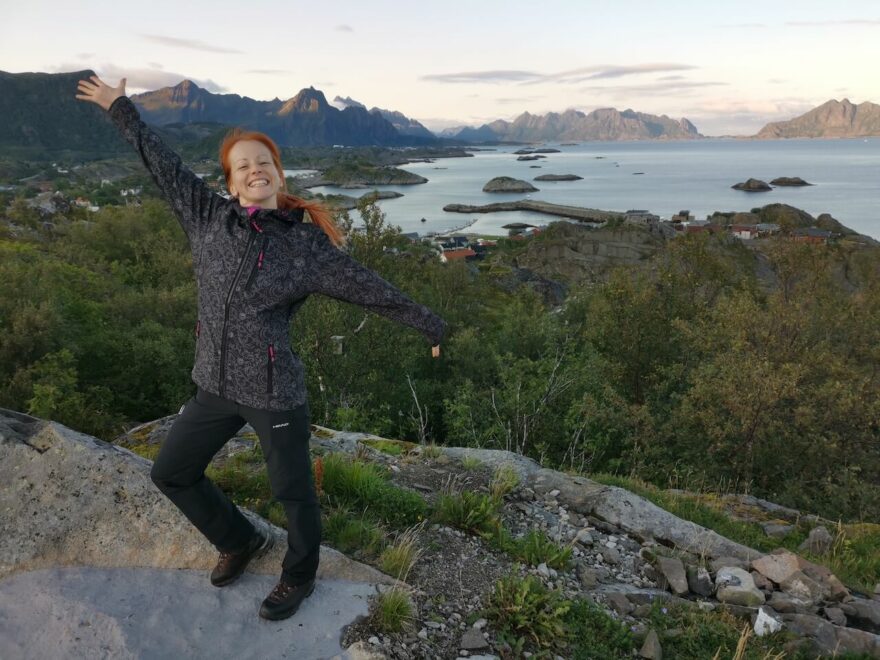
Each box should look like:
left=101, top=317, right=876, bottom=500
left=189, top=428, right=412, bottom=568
left=108, top=96, right=446, bottom=411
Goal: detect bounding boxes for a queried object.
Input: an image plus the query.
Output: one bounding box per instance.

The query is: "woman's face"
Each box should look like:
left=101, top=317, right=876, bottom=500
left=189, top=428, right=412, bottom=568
left=227, top=140, right=282, bottom=208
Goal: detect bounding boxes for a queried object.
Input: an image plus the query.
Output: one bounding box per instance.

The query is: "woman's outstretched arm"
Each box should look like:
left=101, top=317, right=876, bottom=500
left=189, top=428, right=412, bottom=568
left=76, top=74, right=228, bottom=244
left=305, top=227, right=445, bottom=356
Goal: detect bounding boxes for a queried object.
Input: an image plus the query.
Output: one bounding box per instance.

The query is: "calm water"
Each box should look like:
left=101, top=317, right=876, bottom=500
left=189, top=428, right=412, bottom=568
left=305, top=139, right=880, bottom=240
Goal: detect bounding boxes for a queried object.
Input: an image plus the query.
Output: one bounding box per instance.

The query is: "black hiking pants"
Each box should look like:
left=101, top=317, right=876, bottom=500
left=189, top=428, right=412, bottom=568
left=150, top=387, right=320, bottom=585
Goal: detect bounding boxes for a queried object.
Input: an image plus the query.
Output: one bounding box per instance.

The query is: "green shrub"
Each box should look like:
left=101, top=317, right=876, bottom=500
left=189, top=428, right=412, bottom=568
left=371, top=587, right=415, bottom=633
left=486, top=575, right=571, bottom=654
left=434, top=491, right=500, bottom=535
left=323, top=508, right=385, bottom=558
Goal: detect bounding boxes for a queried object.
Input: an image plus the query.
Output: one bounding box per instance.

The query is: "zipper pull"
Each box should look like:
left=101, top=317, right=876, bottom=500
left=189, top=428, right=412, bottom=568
left=268, top=344, right=275, bottom=362
left=257, top=249, right=264, bottom=269
left=196, top=320, right=201, bottom=337
left=250, top=220, right=263, bottom=233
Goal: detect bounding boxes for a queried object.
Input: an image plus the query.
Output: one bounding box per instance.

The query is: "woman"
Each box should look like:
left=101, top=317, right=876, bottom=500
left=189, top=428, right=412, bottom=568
left=75, top=75, right=446, bottom=621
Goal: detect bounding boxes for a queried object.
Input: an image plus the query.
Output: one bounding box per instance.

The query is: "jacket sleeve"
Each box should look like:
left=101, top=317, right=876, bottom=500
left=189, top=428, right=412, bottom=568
left=107, top=96, right=228, bottom=244
left=305, top=228, right=447, bottom=345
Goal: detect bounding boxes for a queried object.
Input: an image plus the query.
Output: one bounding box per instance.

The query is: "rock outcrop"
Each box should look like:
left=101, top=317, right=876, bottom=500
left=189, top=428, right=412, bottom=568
left=0, top=407, right=387, bottom=584
left=482, top=176, right=539, bottom=193
left=533, top=174, right=583, bottom=182
left=770, top=177, right=813, bottom=186
left=732, top=178, right=772, bottom=192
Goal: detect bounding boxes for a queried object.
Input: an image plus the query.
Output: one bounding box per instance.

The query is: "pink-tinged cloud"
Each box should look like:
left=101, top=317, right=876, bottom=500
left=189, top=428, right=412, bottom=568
left=139, top=34, right=244, bottom=54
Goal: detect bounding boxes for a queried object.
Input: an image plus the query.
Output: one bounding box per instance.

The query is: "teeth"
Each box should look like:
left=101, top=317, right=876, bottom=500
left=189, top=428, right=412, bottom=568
left=249, top=179, right=269, bottom=188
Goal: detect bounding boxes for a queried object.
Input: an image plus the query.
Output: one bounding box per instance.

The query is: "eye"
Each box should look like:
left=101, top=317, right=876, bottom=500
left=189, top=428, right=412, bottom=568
left=238, top=165, right=247, bottom=170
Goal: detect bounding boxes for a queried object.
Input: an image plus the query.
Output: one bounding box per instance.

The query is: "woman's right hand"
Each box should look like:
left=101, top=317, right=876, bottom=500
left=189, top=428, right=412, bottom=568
left=76, top=75, right=126, bottom=111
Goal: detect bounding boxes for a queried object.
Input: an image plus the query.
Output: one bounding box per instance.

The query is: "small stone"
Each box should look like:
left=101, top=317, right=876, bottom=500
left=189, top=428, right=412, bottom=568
left=548, top=489, right=560, bottom=498
left=751, top=551, right=800, bottom=585
left=576, top=565, right=598, bottom=588
left=780, top=570, right=828, bottom=604
left=761, top=521, right=795, bottom=538
left=754, top=607, right=783, bottom=636
left=575, top=529, right=594, bottom=546
left=368, top=636, right=380, bottom=645
left=638, top=629, right=662, bottom=659
left=716, top=567, right=765, bottom=607
left=823, top=607, right=847, bottom=627
left=417, top=629, right=428, bottom=640
left=601, top=546, right=622, bottom=565
left=606, top=592, right=634, bottom=616
left=686, top=565, right=714, bottom=598
left=460, top=628, right=488, bottom=651
left=425, top=621, right=442, bottom=629
left=710, top=556, right=749, bottom=573
left=537, top=562, right=550, bottom=577
left=798, top=526, right=834, bottom=556
left=751, top=570, right=772, bottom=591
left=473, top=618, right=487, bottom=630
left=656, top=556, right=689, bottom=596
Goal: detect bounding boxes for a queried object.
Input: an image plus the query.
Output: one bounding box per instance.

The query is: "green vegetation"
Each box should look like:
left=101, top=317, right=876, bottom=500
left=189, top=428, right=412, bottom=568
left=371, top=587, right=416, bottom=634
left=486, top=575, right=571, bottom=655
left=322, top=453, right=427, bottom=527
left=489, top=464, right=520, bottom=500
left=2, top=189, right=878, bottom=541
left=378, top=525, right=422, bottom=580
left=322, top=508, right=385, bottom=559
left=460, top=455, right=482, bottom=470
left=434, top=491, right=498, bottom=535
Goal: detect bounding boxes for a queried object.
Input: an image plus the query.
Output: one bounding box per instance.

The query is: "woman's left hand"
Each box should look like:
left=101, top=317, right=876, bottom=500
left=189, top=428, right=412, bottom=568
left=431, top=345, right=441, bottom=358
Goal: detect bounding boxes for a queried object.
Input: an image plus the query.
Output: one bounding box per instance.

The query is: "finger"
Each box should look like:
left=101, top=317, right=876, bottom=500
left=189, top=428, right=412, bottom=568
left=77, top=82, right=95, bottom=92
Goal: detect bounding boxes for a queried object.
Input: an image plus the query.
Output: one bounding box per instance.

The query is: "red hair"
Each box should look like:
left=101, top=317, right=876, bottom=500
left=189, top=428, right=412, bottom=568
left=219, top=128, right=345, bottom=247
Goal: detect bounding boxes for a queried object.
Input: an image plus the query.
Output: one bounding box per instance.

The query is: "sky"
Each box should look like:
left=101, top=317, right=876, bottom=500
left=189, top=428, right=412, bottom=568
left=2, top=0, right=879, bottom=135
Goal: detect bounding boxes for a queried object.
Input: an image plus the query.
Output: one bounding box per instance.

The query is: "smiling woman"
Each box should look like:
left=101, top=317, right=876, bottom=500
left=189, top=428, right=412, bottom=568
left=74, top=73, right=445, bottom=623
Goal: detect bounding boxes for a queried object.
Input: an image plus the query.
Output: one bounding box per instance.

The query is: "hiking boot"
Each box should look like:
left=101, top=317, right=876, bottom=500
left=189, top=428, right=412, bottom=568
left=258, top=578, right=316, bottom=620
left=210, top=527, right=274, bottom=587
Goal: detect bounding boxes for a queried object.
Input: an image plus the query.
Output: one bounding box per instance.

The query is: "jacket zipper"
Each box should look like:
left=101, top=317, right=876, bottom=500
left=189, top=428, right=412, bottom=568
left=267, top=343, right=275, bottom=395
left=245, top=235, right=268, bottom=290
left=218, top=229, right=258, bottom=398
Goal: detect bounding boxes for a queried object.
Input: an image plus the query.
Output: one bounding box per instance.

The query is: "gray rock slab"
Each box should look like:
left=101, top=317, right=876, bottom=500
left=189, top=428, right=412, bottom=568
left=0, top=567, right=374, bottom=660
left=0, top=413, right=392, bottom=587
left=441, top=447, right=762, bottom=562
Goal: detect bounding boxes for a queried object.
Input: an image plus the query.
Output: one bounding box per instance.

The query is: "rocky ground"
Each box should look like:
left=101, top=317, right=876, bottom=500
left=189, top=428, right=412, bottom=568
left=120, top=418, right=880, bottom=659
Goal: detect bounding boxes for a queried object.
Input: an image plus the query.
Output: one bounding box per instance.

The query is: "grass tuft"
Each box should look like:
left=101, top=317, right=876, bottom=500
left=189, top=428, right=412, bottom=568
left=371, top=587, right=415, bottom=633
left=378, top=524, right=423, bottom=580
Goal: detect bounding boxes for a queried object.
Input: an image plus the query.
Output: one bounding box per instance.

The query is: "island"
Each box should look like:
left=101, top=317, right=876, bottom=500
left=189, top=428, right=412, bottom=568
left=732, top=178, right=772, bottom=192
left=483, top=177, right=539, bottom=193
left=770, top=177, right=814, bottom=187
left=534, top=174, right=583, bottom=182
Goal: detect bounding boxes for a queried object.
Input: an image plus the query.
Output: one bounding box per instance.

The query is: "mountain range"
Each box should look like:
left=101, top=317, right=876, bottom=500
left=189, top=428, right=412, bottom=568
left=2, top=70, right=879, bottom=158
left=441, top=108, right=702, bottom=142
left=754, top=99, right=880, bottom=139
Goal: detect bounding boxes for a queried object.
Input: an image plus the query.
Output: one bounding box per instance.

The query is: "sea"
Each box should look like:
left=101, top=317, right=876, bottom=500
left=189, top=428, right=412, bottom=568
left=289, top=138, right=880, bottom=240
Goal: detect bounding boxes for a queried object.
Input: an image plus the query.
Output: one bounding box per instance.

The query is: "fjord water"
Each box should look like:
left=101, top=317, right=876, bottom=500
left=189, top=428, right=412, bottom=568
left=310, top=139, right=880, bottom=240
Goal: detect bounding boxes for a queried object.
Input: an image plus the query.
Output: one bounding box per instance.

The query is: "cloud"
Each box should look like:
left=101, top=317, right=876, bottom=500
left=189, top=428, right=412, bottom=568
left=76, top=52, right=94, bottom=60
left=657, top=75, right=686, bottom=81
left=422, top=63, right=696, bottom=85
left=421, top=69, right=543, bottom=84
left=139, top=34, right=244, bottom=54
left=719, top=22, right=767, bottom=28
left=581, top=80, right=728, bottom=97
left=785, top=19, right=880, bottom=27
left=496, top=96, right=542, bottom=104
left=244, top=69, right=291, bottom=74
left=335, top=24, right=353, bottom=32
left=53, top=63, right=227, bottom=93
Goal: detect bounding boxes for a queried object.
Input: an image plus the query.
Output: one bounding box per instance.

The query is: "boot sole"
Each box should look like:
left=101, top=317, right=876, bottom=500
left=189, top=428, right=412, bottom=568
left=211, top=531, right=275, bottom=587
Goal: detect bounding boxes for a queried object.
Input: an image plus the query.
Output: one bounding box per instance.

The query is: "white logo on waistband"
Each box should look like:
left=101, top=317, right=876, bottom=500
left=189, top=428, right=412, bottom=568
left=272, top=422, right=289, bottom=429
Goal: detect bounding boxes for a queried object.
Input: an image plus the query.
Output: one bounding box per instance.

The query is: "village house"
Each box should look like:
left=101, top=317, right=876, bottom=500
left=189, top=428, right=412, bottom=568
left=439, top=247, right=477, bottom=263
left=731, top=224, right=758, bottom=240
left=791, top=227, right=833, bottom=244
left=624, top=209, right=660, bottom=226
left=670, top=209, right=694, bottom=223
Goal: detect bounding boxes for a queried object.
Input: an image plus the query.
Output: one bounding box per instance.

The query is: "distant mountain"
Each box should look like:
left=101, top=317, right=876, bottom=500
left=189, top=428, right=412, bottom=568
left=332, top=95, right=434, bottom=139
left=755, top=99, right=880, bottom=138
left=0, top=70, right=130, bottom=156
left=446, top=108, right=702, bottom=142
left=134, top=83, right=426, bottom=147
left=0, top=70, right=443, bottom=155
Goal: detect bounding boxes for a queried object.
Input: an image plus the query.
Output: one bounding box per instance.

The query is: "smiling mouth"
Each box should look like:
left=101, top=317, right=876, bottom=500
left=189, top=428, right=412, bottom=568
left=248, top=179, right=270, bottom=188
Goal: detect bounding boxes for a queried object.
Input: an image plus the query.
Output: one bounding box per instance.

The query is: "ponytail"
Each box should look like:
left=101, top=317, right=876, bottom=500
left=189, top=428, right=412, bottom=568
left=277, top=193, right=346, bottom=247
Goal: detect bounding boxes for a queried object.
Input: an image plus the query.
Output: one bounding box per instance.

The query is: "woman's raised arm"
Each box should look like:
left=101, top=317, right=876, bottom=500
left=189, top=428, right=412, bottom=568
left=76, top=74, right=229, bottom=244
